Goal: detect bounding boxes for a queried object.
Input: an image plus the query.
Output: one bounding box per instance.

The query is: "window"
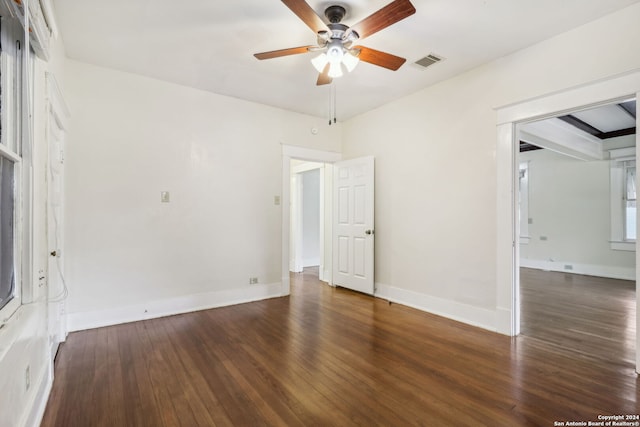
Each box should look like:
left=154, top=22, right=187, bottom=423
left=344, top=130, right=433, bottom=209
left=609, top=150, right=636, bottom=251
left=624, top=161, right=636, bottom=242
left=0, top=157, right=15, bottom=311
left=0, top=18, right=27, bottom=317
left=518, top=162, right=530, bottom=244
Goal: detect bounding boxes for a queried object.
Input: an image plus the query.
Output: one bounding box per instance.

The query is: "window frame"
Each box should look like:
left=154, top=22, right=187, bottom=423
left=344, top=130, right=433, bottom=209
left=518, top=162, right=530, bottom=244
left=0, top=17, right=29, bottom=321
left=623, top=161, right=636, bottom=242
left=609, top=148, right=636, bottom=252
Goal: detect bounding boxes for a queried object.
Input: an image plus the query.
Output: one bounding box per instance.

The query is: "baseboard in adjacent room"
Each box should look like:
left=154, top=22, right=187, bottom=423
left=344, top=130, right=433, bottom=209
left=520, top=258, right=635, bottom=281
left=67, top=282, right=283, bottom=332
left=302, top=258, right=320, bottom=268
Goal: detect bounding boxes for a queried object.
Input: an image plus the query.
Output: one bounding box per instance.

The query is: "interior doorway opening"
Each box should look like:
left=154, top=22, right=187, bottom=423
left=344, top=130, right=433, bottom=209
left=280, top=145, right=342, bottom=295
left=516, top=99, right=636, bottom=366
left=289, top=160, right=333, bottom=284
left=496, top=70, right=640, bottom=372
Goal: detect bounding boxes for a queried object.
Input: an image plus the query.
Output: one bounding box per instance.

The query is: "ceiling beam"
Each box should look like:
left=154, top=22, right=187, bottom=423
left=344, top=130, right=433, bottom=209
left=598, top=127, right=636, bottom=139
left=557, top=114, right=602, bottom=136
left=519, top=141, right=543, bottom=152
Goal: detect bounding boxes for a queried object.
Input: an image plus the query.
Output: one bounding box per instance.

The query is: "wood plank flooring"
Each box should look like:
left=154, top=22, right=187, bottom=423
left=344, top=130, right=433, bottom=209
left=42, top=267, right=639, bottom=426
left=520, top=267, right=636, bottom=367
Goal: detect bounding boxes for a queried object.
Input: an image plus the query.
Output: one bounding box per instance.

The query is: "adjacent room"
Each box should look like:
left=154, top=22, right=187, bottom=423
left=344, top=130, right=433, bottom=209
left=517, top=101, right=637, bottom=366
left=0, top=0, right=639, bottom=426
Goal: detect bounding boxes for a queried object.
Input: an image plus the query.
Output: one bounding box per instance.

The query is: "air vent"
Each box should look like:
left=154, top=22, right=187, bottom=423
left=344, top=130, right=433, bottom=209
left=415, top=54, right=443, bottom=69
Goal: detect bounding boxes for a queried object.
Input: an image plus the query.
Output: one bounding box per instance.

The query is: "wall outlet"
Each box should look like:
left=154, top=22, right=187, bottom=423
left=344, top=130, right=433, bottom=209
left=540, top=236, right=548, bottom=241
left=564, top=264, right=573, bottom=270
left=25, top=366, right=30, bottom=391
left=249, top=277, right=258, bottom=284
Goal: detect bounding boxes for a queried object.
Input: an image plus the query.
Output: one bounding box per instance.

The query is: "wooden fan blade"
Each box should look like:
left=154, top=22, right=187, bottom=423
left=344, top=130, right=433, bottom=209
left=254, top=46, right=315, bottom=60
left=349, top=0, right=416, bottom=40
left=357, top=46, right=406, bottom=71
left=317, top=63, right=332, bottom=85
left=281, top=0, right=330, bottom=34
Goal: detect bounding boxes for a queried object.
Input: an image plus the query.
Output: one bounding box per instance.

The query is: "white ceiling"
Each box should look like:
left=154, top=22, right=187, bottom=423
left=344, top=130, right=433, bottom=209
left=571, top=104, right=636, bottom=133
left=54, top=0, right=640, bottom=120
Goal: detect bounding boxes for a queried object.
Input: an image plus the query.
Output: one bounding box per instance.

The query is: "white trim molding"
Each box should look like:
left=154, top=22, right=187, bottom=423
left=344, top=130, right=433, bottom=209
left=23, top=361, right=53, bottom=427
left=67, top=282, right=283, bottom=332
left=497, top=69, right=640, bottom=125
left=375, top=283, right=497, bottom=332
left=45, top=72, right=70, bottom=129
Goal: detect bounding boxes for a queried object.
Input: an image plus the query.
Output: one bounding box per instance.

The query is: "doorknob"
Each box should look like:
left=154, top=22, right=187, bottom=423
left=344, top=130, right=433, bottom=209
left=365, top=229, right=374, bottom=235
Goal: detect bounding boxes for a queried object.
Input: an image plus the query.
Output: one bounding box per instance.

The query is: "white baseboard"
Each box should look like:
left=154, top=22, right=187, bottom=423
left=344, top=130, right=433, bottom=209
left=495, top=307, right=515, bottom=336
left=375, top=283, right=497, bottom=333
left=303, top=257, right=320, bottom=267
left=67, top=282, right=283, bottom=332
left=520, top=258, right=635, bottom=281
left=23, top=359, right=53, bottom=427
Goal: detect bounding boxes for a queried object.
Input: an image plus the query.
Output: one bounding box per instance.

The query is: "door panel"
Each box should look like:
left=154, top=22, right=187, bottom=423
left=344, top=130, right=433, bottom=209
left=332, top=156, right=374, bottom=294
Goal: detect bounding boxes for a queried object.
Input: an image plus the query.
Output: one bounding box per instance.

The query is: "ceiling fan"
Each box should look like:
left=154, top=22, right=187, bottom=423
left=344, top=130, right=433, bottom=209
left=254, top=0, right=416, bottom=85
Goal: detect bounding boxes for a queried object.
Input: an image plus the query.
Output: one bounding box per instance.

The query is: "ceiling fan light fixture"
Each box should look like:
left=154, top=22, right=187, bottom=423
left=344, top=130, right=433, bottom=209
left=342, top=51, right=360, bottom=72
left=328, top=61, right=343, bottom=78
left=311, top=53, right=329, bottom=73
left=326, top=41, right=344, bottom=65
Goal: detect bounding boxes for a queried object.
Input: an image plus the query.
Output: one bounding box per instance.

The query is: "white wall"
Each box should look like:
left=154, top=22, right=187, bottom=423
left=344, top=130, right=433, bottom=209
left=342, top=3, right=640, bottom=331
left=302, top=169, right=320, bottom=267
left=63, top=60, right=341, bottom=330
left=0, top=29, right=68, bottom=427
left=519, top=148, right=635, bottom=279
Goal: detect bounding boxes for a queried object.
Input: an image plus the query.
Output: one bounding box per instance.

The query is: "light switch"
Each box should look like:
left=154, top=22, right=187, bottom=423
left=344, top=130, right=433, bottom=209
left=161, top=191, right=170, bottom=203
left=274, top=196, right=280, bottom=205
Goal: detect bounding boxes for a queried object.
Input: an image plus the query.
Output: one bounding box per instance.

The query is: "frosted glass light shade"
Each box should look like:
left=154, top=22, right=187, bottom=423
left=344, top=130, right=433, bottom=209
left=342, top=52, right=360, bottom=72
left=311, top=53, right=329, bottom=73
left=328, top=61, right=343, bottom=78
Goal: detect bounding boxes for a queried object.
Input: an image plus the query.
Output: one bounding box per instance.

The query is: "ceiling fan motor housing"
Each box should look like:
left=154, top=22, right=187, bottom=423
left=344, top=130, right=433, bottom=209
left=325, top=5, right=346, bottom=23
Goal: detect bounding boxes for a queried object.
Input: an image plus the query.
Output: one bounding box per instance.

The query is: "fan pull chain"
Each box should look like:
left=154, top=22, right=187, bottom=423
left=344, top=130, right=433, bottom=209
left=333, top=83, right=337, bottom=124
left=328, top=84, right=332, bottom=125
left=328, top=83, right=337, bottom=125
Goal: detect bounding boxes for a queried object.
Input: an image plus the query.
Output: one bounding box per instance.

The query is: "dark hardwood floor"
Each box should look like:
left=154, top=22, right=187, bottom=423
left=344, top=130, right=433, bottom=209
left=520, top=267, right=636, bottom=368
left=42, top=267, right=639, bottom=426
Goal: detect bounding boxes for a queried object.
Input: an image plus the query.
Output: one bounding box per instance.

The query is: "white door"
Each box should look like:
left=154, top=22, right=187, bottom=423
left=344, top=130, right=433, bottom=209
left=332, top=156, right=374, bottom=294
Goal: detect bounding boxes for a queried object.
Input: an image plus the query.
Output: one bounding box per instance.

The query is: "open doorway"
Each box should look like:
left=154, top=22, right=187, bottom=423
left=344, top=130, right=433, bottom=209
left=517, top=100, right=636, bottom=366
left=495, top=70, right=640, bottom=371
left=280, top=145, right=341, bottom=295
left=289, top=160, right=331, bottom=283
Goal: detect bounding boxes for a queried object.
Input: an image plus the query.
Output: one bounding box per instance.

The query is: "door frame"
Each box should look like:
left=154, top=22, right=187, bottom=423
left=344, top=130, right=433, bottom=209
left=495, top=69, right=640, bottom=371
left=281, top=145, right=341, bottom=295
left=290, top=161, right=325, bottom=276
